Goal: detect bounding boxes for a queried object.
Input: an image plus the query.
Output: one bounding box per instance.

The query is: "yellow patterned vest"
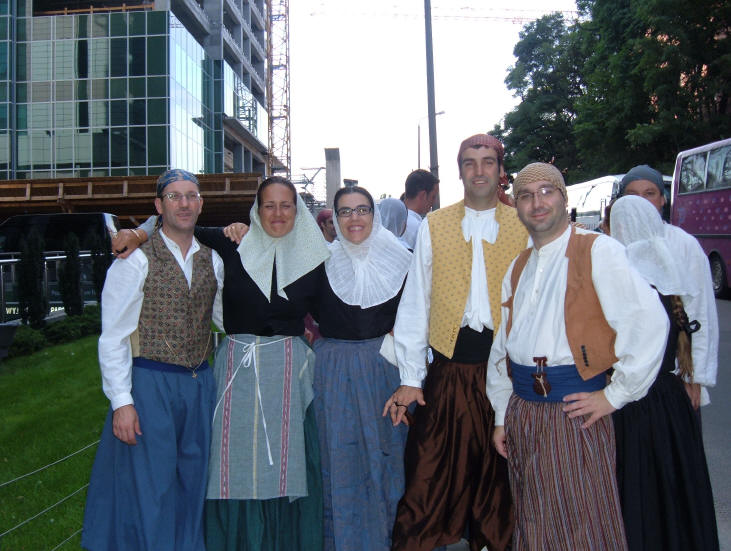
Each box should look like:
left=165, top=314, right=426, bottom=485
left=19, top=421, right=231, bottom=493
left=428, top=200, right=528, bottom=359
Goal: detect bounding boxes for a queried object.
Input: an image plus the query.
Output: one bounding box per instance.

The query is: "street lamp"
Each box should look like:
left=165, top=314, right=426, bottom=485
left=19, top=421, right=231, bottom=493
left=417, top=110, right=445, bottom=169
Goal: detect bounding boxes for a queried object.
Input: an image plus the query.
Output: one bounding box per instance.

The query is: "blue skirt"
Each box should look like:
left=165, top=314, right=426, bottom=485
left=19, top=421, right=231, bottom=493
left=313, top=336, right=409, bottom=551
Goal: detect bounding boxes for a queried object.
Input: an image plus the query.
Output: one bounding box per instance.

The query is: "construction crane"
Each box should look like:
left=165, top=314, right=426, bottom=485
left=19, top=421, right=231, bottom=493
left=266, top=0, right=291, bottom=177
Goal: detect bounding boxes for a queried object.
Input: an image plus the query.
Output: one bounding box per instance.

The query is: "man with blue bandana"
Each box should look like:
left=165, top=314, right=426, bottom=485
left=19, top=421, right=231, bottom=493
left=81, top=169, right=224, bottom=551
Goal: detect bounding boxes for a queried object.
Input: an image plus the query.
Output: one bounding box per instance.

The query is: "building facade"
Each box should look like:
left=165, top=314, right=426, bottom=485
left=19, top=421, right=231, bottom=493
left=0, top=0, right=268, bottom=180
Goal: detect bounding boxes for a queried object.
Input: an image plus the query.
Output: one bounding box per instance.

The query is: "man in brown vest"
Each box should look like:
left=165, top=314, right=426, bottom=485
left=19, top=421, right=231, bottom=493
left=82, top=169, right=224, bottom=551
left=486, top=162, right=668, bottom=549
left=382, top=134, right=524, bottom=551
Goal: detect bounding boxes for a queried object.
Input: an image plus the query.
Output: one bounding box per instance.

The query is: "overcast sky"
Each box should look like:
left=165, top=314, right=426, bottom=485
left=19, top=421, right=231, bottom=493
left=288, top=1, right=578, bottom=207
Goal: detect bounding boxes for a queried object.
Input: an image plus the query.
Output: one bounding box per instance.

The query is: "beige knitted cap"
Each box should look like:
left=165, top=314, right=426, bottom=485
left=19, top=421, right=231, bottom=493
left=513, top=162, right=567, bottom=198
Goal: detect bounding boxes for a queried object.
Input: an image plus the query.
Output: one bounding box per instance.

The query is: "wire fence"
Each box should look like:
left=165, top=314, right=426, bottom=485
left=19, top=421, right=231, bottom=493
left=0, top=440, right=99, bottom=550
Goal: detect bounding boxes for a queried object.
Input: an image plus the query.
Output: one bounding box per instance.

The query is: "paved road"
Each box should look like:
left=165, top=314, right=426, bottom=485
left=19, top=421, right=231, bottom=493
left=448, top=298, right=730, bottom=551
left=705, top=298, right=730, bottom=550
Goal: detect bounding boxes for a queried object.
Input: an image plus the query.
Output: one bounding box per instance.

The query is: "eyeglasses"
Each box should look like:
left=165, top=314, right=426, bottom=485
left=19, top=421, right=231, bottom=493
left=336, top=205, right=373, bottom=218
left=515, top=185, right=559, bottom=204
left=162, top=191, right=201, bottom=202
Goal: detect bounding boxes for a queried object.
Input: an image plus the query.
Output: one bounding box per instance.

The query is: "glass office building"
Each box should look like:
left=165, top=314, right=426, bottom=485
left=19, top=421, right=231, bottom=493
left=0, top=0, right=268, bottom=180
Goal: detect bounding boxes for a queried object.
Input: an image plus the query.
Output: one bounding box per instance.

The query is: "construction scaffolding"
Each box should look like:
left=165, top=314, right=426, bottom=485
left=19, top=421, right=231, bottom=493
left=266, top=0, right=291, bottom=177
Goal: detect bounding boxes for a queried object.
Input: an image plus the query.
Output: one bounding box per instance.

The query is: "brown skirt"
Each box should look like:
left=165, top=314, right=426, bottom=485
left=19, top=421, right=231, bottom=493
left=391, top=358, right=514, bottom=551
left=505, top=394, right=627, bottom=551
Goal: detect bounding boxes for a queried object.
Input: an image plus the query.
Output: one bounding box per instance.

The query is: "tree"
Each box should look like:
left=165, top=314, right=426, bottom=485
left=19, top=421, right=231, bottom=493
left=492, top=13, right=587, bottom=182
left=18, top=228, right=48, bottom=329
left=58, top=232, right=84, bottom=316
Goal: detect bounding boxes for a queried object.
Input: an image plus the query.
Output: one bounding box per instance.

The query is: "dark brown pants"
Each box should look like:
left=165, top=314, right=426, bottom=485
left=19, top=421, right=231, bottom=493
left=391, top=358, right=514, bottom=551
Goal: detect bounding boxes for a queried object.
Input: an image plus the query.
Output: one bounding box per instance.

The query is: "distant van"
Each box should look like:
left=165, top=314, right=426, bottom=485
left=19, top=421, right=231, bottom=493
left=0, top=213, right=119, bottom=256
left=567, top=174, right=671, bottom=229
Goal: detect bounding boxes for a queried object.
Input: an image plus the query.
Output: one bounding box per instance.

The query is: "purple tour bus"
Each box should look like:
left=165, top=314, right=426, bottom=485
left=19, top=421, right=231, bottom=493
left=671, top=138, right=731, bottom=297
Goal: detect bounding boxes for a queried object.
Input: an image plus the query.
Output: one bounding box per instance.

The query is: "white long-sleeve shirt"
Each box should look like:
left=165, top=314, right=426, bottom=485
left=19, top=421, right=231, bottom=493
left=664, top=223, right=718, bottom=405
left=486, top=226, right=669, bottom=425
left=98, top=230, right=224, bottom=410
left=394, top=206, right=511, bottom=387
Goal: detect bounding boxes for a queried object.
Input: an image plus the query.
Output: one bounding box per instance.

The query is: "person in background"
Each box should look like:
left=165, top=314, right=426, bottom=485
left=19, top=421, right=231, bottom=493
left=487, top=163, right=668, bottom=550
left=609, top=196, right=719, bottom=551
left=618, top=165, right=718, bottom=409
left=313, top=186, right=412, bottom=551
left=318, top=208, right=337, bottom=243
left=82, top=169, right=224, bottom=551
left=384, top=134, right=523, bottom=551
left=401, top=169, right=439, bottom=249
left=378, top=196, right=411, bottom=248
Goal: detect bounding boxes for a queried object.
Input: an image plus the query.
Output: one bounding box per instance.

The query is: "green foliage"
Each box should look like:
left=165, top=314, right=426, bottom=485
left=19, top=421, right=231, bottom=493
left=497, top=0, right=731, bottom=182
left=8, top=324, right=48, bottom=357
left=0, top=336, right=106, bottom=550
left=18, top=228, right=49, bottom=329
left=59, top=232, right=84, bottom=317
left=84, top=227, right=113, bottom=304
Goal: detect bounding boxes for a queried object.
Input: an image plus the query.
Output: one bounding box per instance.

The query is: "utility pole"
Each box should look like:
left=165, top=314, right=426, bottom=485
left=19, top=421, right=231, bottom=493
left=424, top=0, right=439, bottom=209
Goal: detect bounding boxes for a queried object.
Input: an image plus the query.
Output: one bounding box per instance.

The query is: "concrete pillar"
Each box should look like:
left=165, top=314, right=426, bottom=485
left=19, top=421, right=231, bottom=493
left=325, top=148, right=341, bottom=208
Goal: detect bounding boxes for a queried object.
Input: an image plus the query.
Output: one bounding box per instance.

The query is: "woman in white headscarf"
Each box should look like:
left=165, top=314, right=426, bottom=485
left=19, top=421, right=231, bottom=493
left=378, top=196, right=411, bottom=249
left=312, top=186, right=413, bottom=551
left=610, top=195, right=718, bottom=551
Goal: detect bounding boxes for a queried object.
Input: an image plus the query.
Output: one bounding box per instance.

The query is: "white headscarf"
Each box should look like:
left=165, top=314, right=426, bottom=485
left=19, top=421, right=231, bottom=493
left=326, top=193, right=413, bottom=308
left=378, top=198, right=408, bottom=237
left=610, top=195, right=689, bottom=296
left=238, top=191, right=330, bottom=302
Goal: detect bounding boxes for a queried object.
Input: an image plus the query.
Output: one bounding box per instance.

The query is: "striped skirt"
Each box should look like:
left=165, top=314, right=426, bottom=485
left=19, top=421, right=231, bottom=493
left=504, top=394, right=627, bottom=551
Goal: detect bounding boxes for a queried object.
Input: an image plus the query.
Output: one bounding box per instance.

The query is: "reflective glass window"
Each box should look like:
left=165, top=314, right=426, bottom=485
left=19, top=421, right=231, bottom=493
left=0, top=0, right=7, bottom=15
left=147, top=36, right=166, bottom=76
left=148, top=98, right=166, bottom=124
left=110, top=78, right=126, bottom=99
left=148, top=11, right=166, bottom=35
left=90, top=100, right=108, bottom=127
left=16, top=104, right=27, bottom=129
left=129, top=99, right=145, bottom=125
left=92, top=129, right=109, bottom=166
left=0, top=18, right=7, bottom=40
left=77, top=39, right=89, bottom=78
left=55, top=80, right=73, bottom=101
left=75, top=131, right=92, bottom=163
left=129, top=11, right=145, bottom=35
left=110, top=13, right=127, bottom=37
left=16, top=83, right=27, bottom=102
left=110, top=127, right=127, bottom=167
left=32, top=17, right=51, bottom=40
left=17, top=131, right=30, bottom=169
left=77, top=101, right=89, bottom=128
left=31, top=81, right=51, bottom=102
left=679, top=153, right=707, bottom=193
left=16, top=43, right=27, bottom=81
left=31, top=130, right=51, bottom=166
left=90, top=39, right=109, bottom=78
left=148, top=126, right=167, bottom=166
left=30, top=42, right=51, bottom=81
left=76, top=79, right=88, bottom=100
left=54, top=41, right=75, bottom=80
left=130, top=77, right=145, bottom=98
left=110, top=100, right=126, bottom=126
left=91, top=14, right=108, bottom=38
left=29, top=103, right=50, bottom=128
left=16, top=17, right=28, bottom=41
left=91, top=79, right=108, bottom=100
left=148, top=76, right=166, bottom=97
left=55, top=130, right=74, bottom=165
left=75, top=15, right=88, bottom=39
left=55, top=17, right=74, bottom=39
left=129, top=37, right=145, bottom=75
left=129, top=126, right=146, bottom=166
left=0, top=104, right=6, bottom=128
left=0, top=82, right=6, bottom=102
left=55, top=101, right=74, bottom=128
left=110, top=38, right=127, bottom=77
left=708, top=146, right=731, bottom=189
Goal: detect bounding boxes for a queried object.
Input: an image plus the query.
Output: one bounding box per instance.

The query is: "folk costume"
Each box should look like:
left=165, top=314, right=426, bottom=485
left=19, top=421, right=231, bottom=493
left=312, top=199, right=412, bottom=551
left=82, top=229, right=224, bottom=551
left=392, top=193, right=526, bottom=551
left=202, top=193, right=330, bottom=551
left=610, top=196, right=719, bottom=551
left=486, top=220, right=669, bottom=551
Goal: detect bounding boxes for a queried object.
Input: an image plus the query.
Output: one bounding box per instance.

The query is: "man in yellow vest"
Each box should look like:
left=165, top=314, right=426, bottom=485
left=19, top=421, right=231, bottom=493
left=486, top=163, right=668, bottom=549
left=383, top=134, right=524, bottom=551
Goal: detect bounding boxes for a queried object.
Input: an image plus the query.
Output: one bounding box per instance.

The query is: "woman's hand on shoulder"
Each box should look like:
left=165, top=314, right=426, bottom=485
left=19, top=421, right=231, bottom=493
left=111, top=228, right=147, bottom=259
left=223, top=222, right=249, bottom=244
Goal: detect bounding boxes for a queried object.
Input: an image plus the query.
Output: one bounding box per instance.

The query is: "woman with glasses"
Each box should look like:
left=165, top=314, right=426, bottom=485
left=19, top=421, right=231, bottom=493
left=312, top=186, right=413, bottom=551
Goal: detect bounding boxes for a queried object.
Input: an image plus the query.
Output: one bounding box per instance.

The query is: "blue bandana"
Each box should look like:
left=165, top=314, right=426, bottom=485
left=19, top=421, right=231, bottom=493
left=156, top=169, right=200, bottom=196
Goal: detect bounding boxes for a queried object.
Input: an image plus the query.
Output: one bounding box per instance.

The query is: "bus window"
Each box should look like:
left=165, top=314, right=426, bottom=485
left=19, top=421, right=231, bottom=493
left=679, top=152, right=706, bottom=193
left=707, top=145, right=731, bottom=189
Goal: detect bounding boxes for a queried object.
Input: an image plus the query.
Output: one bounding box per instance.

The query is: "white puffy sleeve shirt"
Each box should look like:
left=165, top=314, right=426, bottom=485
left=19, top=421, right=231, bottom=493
left=97, top=231, right=224, bottom=410
left=393, top=207, right=500, bottom=388
left=664, top=223, right=718, bottom=405
left=487, top=226, right=669, bottom=425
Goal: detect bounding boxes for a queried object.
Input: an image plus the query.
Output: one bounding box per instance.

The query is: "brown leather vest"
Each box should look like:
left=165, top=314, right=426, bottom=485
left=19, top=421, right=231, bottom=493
left=503, top=227, right=618, bottom=380
left=134, top=231, right=217, bottom=368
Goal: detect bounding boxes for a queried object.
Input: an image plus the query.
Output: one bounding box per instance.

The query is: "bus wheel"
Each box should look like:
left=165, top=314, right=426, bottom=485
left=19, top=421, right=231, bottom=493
left=709, top=254, right=727, bottom=299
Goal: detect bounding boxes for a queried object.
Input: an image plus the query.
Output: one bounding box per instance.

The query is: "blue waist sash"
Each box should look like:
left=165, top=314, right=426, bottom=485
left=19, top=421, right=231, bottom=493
left=133, top=357, right=210, bottom=374
left=510, top=361, right=606, bottom=403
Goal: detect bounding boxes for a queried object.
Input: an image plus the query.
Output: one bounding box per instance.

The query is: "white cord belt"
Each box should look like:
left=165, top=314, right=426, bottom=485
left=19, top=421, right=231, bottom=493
left=212, top=336, right=289, bottom=466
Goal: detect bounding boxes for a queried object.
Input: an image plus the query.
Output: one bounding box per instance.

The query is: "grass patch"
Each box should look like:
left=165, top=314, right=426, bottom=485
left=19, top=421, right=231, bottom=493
left=0, top=335, right=107, bottom=550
